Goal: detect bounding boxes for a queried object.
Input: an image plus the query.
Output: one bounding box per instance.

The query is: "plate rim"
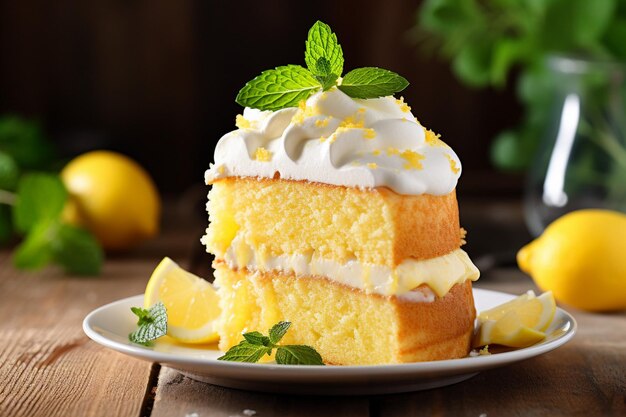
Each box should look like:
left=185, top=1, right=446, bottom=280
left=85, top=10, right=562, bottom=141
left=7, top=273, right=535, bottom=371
left=83, top=288, right=577, bottom=376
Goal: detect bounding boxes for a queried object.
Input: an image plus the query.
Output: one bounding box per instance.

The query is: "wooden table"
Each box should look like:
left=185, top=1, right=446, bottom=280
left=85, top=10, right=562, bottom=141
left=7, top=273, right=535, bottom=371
left=1, top=219, right=625, bottom=417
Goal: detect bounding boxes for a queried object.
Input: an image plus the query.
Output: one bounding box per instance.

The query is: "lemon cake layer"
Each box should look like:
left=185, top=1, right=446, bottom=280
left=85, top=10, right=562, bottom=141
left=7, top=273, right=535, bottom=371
left=203, top=177, right=462, bottom=267
left=213, top=263, right=476, bottom=365
left=221, top=232, right=478, bottom=297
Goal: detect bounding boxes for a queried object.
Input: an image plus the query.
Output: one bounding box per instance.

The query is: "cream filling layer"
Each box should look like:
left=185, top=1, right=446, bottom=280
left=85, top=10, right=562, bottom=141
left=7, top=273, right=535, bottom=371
left=220, top=234, right=480, bottom=300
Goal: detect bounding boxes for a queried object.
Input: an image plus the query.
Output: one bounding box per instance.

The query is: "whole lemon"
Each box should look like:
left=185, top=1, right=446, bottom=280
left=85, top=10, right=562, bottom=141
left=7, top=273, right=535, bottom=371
left=517, top=209, right=626, bottom=311
left=61, top=150, right=160, bottom=250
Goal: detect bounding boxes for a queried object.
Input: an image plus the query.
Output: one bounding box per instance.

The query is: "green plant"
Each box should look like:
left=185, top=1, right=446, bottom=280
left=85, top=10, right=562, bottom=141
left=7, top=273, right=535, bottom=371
left=417, top=0, right=626, bottom=170
left=0, top=116, right=103, bottom=275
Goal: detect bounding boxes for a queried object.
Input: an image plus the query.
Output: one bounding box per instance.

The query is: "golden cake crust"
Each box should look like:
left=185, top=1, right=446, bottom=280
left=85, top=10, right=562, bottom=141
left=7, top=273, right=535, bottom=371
left=208, top=176, right=461, bottom=265
left=213, top=262, right=476, bottom=365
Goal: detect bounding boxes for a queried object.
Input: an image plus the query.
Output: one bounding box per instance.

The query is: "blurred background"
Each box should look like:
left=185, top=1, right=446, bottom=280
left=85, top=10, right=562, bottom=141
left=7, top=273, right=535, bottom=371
left=0, top=0, right=523, bottom=197
left=2, top=0, right=626, bottom=274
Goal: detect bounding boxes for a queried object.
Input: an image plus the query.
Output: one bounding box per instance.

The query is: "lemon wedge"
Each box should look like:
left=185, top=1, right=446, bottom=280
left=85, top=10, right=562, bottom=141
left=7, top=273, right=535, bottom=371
left=474, top=291, right=556, bottom=348
left=144, top=257, right=221, bottom=344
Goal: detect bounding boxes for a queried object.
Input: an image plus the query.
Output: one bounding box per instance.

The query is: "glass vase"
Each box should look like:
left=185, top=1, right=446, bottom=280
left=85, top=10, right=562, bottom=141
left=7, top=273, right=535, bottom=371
left=525, top=55, right=626, bottom=236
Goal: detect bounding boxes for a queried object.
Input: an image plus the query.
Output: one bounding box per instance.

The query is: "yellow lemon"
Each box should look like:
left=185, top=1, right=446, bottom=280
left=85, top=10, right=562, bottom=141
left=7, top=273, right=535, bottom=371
left=61, top=150, right=160, bottom=250
left=144, top=257, right=221, bottom=344
left=474, top=291, right=554, bottom=348
left=517, top=209, right=626, bottom=312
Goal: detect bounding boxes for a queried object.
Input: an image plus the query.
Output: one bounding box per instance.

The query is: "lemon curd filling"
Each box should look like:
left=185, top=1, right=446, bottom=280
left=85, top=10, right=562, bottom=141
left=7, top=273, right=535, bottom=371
left=221, top=233, right=479, bottom=299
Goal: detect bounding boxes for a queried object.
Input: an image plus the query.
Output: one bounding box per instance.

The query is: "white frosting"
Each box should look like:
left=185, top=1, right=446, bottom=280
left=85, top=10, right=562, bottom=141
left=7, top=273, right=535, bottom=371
left=221, top=233, right=480, bottom=299
left=205, top=89, right=461, bottom=195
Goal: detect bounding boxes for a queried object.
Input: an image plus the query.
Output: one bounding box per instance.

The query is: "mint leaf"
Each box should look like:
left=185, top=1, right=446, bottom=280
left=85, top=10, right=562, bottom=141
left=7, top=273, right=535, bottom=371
left=305, top=21, right=344, bottom=77
left=129, top=302, right=167, bottom=346
left=243, top=331, right=271, bottom=346
left=217, top=341, right=271, bottom=362
left=315, top=57, right=332, bottom=76
left=13, top=173, right=67, bottom=234
left=52, top=224, right=103, bottom=275
left=0, top=151, right=19, bottom=190
left=13, top=221, right=56, bottom=270
left=316, top=73, right=339, bottom=91
left=338, top=67, right=409, bottom=99
left=131, top=307, right=152, bottom=325
left=236, top=65, right=320, bottom=111
left=275, top=345, right=325, bottom=365
left=269, top=321, right=291, bottom=345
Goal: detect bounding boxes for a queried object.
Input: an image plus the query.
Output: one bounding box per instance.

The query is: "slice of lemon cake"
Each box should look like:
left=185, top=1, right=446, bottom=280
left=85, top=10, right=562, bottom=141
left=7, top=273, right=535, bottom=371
left=202, top=22, right=479, bottom=365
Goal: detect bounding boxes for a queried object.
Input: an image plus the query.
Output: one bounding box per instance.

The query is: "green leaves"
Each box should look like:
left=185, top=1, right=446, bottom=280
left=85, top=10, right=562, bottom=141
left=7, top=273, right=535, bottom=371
left=338, top=68, right=409, bottom=99
left=275, top=345, right=324, bottom=366
left=12, top=220, right=103, bottom=275
left=14, top=173, right=66, bottom=233
left=52, top=224, right=103, bottom=275
left=129, top=303, right=168, bottom=346
left=218, top=340, right=271, bottom=363
left=269, top=321, right=291, bottom=344
left=0, top=151, right=19, bottom=190
left=417, top=0, right=626, bottom=171
left=218, top=321, right=324, bottom=365
left=235, top=21, right=409, bottom=111
left=236, top=65, right=320, bottom=111
left=305, top=21, right=344, bottom=76
left=0, top=116, right=55, bottom=170
left=5, top=172, right=103, bottom=275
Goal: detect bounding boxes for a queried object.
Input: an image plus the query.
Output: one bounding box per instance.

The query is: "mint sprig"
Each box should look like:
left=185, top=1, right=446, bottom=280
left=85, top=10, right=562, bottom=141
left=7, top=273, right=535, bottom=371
left=129, top=303, right=168, bottom=346
left=235, top=21, right=409, bottom=111
left=218, top=321, right=325, bottom=365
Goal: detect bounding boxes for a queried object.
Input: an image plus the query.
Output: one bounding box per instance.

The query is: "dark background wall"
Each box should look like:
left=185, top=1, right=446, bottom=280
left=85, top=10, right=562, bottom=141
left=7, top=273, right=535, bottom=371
left=0, top=0, right=523, bottom=197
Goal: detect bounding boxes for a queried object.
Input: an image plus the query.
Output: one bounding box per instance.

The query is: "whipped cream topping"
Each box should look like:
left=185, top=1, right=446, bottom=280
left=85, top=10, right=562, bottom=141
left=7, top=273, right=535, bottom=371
left=218, top=233, right=480, bottom=300
left=206, top=89, right=462, bottom=195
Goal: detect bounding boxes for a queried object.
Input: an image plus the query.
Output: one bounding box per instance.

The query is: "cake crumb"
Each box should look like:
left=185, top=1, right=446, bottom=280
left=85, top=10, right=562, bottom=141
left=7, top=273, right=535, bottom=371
left=185, top=413, right=199, bottom=417
left=460, top=227, right=467, bottom=245
left=469, top=345, right=491, bottom=357
left=243, top=410, right=257, bottom=416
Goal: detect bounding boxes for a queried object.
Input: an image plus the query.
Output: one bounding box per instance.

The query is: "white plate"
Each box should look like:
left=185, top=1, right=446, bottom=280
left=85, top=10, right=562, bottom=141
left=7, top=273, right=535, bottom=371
left=83, top=288, right=576, bottom=395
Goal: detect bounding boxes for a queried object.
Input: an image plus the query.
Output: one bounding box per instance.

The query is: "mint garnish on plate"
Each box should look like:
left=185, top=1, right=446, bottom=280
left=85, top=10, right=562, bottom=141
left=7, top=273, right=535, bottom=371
left=128, top=302, right=168, bottom=346
left=218, top=321, right=325, bottom=365
left=235, top=21, right=409, bottom=111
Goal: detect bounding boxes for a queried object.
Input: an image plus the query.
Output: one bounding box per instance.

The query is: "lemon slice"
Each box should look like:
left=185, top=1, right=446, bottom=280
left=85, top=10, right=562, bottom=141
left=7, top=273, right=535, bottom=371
left=479, top=291, right=556, bottom=331
left=474, top=291, right=556, bottom=348
left=144, top=257, right=221, bottom=344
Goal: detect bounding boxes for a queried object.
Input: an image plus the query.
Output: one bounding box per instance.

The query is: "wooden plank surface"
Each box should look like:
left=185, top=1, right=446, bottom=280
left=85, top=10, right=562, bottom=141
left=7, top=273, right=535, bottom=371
left=0, top=252, right=158, bottom=417
left=1, top=225, right=625, bottom=417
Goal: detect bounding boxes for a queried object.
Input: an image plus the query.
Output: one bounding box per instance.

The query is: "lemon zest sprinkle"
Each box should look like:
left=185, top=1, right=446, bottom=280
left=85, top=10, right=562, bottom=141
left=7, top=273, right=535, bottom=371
left=363, top=128, right=376, bottom=139
left=372, top=149, right=381, bottom=156
left=235, top=114, right=253, bottom=129
left=400, top=150, right=425, bottom=170
left=254, top=147, right=272, bottom=162
left=367, top=162, right=378, bottom=169
left=396, top=97, right=411, bottom=113
left=315, top=118, right=330, bottom=128
left=446, top=154, right=460, bottom=174
left=424, top=128, right=448, bottom=147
